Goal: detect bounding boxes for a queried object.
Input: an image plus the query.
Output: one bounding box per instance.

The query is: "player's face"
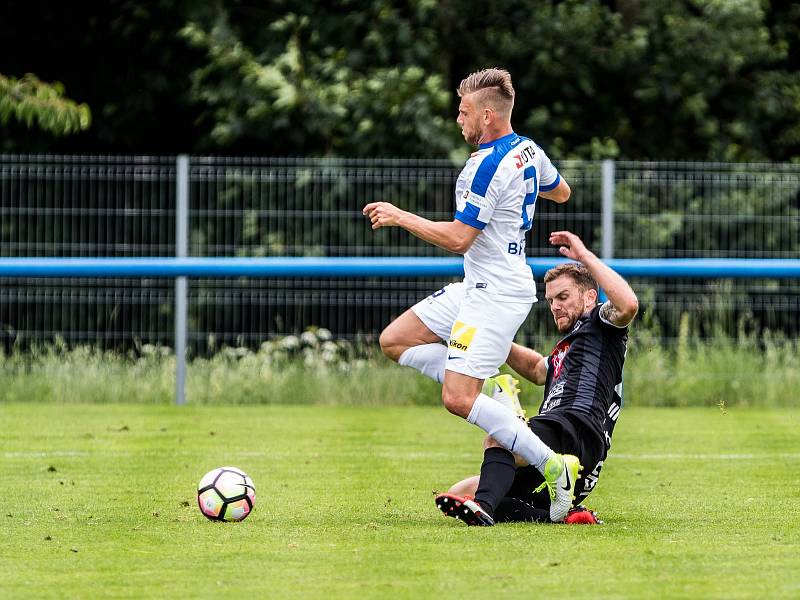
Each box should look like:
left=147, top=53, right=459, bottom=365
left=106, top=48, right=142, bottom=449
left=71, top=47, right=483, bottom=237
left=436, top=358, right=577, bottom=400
left=457, top=94, right=486, bottom=145
left=545, top=276, right=597, bottom=333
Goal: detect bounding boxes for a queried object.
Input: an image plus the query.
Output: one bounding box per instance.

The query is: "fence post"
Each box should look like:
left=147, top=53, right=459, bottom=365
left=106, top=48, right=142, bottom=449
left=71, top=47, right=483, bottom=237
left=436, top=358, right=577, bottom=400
left=175, top=155, right=189, bottom=405
left=601, top=159, right=615, bottom=260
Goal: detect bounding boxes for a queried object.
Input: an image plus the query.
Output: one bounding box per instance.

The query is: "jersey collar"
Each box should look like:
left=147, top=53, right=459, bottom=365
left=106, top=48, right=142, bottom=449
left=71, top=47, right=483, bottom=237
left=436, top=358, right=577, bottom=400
left=478, top=131, right=517, bottom=150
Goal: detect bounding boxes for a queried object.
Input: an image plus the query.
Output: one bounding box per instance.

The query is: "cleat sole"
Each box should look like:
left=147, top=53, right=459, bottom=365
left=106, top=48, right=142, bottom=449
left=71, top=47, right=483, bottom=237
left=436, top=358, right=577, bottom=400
left=435, top=493, right=494, bottom=526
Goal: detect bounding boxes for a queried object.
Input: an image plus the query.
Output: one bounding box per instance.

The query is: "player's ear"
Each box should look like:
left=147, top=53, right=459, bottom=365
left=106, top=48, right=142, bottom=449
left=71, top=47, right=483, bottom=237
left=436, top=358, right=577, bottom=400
left=586, top=288, right=598, bottom=305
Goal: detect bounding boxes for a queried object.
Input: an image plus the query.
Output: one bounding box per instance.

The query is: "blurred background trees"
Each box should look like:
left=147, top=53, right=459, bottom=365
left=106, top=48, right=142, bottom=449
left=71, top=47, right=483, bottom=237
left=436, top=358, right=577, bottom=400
left=1, top=0, right=799, bottom=161
left=0, top=73, right=91, bottom=135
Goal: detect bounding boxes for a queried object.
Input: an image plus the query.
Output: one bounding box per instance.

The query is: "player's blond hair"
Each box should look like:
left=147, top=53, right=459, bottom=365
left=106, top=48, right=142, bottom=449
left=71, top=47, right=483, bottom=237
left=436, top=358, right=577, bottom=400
left=544, top=263, right=599, bottom=293
left=457, top=68, right=514, bottom=119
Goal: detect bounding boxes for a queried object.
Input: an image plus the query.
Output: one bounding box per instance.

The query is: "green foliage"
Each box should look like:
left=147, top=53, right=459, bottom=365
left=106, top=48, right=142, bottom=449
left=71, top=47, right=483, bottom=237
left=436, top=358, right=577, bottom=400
left=484, top=0, right=800, bottom=161
left=2, top=404, right=799, bottom=597
left=0, top=73, right=90, bottom=135
left=181, top=3, right=458, bottom=156
left=3, top=1, right=800, bottom=159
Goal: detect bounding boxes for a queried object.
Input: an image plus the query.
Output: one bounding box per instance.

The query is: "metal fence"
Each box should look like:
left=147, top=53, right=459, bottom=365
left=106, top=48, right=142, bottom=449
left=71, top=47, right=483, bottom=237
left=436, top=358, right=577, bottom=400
left=1, top=154, right=799, bottom=352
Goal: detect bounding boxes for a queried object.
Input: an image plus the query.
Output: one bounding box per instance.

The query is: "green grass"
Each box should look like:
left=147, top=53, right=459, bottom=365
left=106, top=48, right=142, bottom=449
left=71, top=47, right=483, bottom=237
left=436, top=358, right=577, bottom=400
left=1, top=404, right=798, bottom=599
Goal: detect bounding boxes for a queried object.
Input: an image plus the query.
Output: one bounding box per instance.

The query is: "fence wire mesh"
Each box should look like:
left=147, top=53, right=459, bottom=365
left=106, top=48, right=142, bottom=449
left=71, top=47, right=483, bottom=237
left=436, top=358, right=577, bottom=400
left=1, top=155, right=799, bottom=353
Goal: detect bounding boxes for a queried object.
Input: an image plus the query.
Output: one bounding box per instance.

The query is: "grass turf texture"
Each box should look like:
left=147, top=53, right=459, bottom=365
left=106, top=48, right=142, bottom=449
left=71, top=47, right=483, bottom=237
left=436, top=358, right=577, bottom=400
left=1, top=404, right=798, bottom=599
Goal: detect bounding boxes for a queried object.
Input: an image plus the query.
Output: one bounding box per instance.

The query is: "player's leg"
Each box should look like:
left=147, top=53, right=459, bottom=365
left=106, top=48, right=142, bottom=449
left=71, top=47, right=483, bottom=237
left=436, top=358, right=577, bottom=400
left=468, top=417, right=562, bottom=522
left=472, top=444, right=517, bottom=519
left=446, top=475, right=479, bottom=497
left=382, top=283, right=465, bottom=383
left=438, top=293, right=547, bottom=469
left=379, top=309, right=441, bottom=362
left=440, top=293, right=579, bottom=520
left=496, top=416, right=585, bottom=522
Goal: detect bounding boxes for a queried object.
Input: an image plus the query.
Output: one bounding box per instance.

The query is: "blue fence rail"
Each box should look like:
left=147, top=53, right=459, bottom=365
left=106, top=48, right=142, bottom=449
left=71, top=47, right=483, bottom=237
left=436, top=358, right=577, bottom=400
left=2, top=257, right=800, bottom=278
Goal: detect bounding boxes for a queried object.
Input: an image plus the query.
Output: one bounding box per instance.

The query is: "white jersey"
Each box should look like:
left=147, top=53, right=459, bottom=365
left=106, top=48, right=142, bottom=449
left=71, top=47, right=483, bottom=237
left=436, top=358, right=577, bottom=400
left=454, top=131, right=561, bottom=302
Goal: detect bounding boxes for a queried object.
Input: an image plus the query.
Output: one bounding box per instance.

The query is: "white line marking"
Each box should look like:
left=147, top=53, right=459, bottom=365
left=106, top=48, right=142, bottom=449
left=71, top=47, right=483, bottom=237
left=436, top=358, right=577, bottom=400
left=612, top=452, right=800, bottom=460
left=3, top=451, right=90, bottom=458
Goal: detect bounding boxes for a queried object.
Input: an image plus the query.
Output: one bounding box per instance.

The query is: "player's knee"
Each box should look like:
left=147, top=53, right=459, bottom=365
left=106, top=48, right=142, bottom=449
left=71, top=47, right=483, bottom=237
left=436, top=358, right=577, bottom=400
left=441, top=387, right=471, bottom=418
left=483, top=435, right=503, bottom=450
left=378, top=327, right=402, bottom=362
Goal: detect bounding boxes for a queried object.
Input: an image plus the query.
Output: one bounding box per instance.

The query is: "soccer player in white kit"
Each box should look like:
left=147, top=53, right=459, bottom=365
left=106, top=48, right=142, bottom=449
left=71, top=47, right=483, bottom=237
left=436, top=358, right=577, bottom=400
left=363, top=68, right=579, bottom=521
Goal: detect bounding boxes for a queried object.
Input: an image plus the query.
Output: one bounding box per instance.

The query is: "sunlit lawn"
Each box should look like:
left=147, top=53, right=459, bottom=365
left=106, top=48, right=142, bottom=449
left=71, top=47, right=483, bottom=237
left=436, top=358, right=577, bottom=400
left=1, top=404, right=798, bottom=599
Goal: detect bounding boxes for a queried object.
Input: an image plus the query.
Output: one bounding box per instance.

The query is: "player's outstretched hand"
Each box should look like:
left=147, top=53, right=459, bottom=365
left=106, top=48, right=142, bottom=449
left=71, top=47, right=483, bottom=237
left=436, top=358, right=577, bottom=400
left=363, top=201, right=404, bottom=230
left=549, top=230, right=591, bottom=262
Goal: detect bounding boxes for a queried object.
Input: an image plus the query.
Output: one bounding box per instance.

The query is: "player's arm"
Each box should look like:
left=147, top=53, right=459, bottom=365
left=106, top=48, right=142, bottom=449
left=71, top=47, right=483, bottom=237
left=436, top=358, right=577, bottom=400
left=538, top=177, right=571, bottom=204
left=363, top=201, right=481, bottom=254
left=550, top=230, right=639, bottom=327
left=506, top=342, right=547, bottom=385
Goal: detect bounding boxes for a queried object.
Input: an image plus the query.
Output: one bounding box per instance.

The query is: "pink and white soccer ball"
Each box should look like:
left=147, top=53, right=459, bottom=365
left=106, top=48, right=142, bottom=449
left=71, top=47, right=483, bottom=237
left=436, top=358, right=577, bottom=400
left=197, top=466, right=256, bottom=522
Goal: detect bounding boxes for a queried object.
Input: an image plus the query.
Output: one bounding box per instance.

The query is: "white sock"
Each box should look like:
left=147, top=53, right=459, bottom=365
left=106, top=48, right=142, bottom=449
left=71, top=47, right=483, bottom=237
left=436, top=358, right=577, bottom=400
left=398, top=343, right=447, bottom=384
left=467, top=393, right=554, bottom=473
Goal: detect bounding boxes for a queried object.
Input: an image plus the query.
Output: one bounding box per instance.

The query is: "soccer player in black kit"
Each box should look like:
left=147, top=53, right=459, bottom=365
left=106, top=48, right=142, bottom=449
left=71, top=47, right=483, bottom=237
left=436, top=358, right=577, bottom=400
left=436, top=230, right=638, bottom=524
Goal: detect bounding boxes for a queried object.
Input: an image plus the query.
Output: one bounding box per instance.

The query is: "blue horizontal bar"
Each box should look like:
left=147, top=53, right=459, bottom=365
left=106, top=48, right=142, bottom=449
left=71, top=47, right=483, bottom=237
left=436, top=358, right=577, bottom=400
left=0, top=257, right=799, bottom=278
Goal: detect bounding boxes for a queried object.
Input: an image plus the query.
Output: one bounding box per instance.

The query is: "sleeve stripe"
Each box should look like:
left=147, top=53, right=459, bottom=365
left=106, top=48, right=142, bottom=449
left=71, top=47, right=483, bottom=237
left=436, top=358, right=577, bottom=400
left=454, top=203, right=487, bottom=230
left=539, top=173, right=561, bottom=192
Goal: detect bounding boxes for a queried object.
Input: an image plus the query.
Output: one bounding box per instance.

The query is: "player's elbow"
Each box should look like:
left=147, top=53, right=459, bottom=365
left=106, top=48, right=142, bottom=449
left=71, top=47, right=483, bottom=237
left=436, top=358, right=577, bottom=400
left=450, top=238, right=474, bottom=255
left=618, top=296, right=639, bottom=324
left=539, top=180, right=570, bottom=204
left=552, top=181, right=571, bottom=204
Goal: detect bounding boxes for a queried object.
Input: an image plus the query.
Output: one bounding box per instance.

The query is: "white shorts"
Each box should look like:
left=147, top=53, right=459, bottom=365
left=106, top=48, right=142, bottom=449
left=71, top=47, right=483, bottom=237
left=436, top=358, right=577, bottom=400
left=411, top=282, right=534, bottom=379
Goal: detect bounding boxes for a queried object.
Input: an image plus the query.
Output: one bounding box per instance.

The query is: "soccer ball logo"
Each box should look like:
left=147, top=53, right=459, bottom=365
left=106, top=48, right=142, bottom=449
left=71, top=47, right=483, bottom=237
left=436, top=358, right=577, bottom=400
left=197, top=466, right=256, bottom=522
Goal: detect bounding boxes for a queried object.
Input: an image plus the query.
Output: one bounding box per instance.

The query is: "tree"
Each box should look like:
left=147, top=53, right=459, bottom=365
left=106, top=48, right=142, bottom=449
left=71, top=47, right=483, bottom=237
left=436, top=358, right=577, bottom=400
left=0, top=73, right=90, bottom=135
left=181, top=2, right=459, bottom=157
left=1, top=0, right=800, bottom=161
left=477, top=0, right=800, bottom=161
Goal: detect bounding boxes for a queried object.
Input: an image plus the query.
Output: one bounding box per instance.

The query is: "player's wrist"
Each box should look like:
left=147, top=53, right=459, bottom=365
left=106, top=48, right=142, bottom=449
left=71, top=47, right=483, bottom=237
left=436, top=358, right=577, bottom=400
left=394, top=209, right=413, bottom=228
left=576, top=249, right=598, bottom=265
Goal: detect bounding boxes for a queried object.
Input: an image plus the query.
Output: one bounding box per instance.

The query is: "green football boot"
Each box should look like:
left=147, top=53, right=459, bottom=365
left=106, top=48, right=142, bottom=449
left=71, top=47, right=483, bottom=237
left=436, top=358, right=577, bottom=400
left=483, top=374, right=526, bottom=419
left=535, top=454, right=582, bottom=522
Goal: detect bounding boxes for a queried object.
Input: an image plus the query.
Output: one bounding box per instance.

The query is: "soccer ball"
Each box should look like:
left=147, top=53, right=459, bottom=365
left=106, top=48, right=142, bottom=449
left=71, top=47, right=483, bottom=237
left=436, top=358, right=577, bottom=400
left=197, top=466, right=256, bottom=522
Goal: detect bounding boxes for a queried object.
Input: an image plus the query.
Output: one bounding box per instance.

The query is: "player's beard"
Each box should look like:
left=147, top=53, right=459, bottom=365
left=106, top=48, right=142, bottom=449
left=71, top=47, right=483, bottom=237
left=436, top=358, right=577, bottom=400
left=554, top=312, right=579, bottom=333
left=462, top=120, right=485, bottom=146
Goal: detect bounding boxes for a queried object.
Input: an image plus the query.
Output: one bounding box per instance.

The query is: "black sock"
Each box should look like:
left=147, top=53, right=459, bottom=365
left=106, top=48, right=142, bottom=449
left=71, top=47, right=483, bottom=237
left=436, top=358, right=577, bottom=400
left=474, top=447, right=516, bottom=518
left=494, top=497, right=552, bottom=523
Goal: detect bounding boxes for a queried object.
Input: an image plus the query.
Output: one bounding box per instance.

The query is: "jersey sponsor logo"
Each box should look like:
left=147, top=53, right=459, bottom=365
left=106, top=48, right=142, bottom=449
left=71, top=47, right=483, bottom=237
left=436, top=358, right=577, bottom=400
left=582, top=460, right=603, bottom=493
left=542, top=381, right=564, bottom=412
left=513, top=145, right=536, bottom=169
left=507, top=239, right=526, bottom=255
left=448, top=320, right=477, bottom=351
left=462, top=192, right=490, bottom=209
left=550, top=341, right=570, bottom=379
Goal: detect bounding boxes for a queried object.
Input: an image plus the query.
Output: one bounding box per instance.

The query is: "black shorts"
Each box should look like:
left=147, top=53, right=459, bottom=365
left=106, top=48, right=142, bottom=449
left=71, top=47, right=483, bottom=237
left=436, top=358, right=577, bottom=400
left=507, top=414, right=606, bottom=509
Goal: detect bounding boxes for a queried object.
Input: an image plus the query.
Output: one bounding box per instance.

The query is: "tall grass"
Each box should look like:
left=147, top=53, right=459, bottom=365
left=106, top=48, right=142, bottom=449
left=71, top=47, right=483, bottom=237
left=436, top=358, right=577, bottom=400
left=1, top=326, right=798, bottom=407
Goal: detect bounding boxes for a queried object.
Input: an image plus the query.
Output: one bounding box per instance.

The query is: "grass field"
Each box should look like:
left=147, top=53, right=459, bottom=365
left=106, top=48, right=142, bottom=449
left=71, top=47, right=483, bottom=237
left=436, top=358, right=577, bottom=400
left=1, top=404, right=798, bottom=599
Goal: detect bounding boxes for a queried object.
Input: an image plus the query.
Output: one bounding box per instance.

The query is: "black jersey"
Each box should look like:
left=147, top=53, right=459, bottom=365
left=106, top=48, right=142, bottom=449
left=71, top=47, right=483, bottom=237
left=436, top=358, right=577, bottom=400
left=538, top=304, right=627, bottom=450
